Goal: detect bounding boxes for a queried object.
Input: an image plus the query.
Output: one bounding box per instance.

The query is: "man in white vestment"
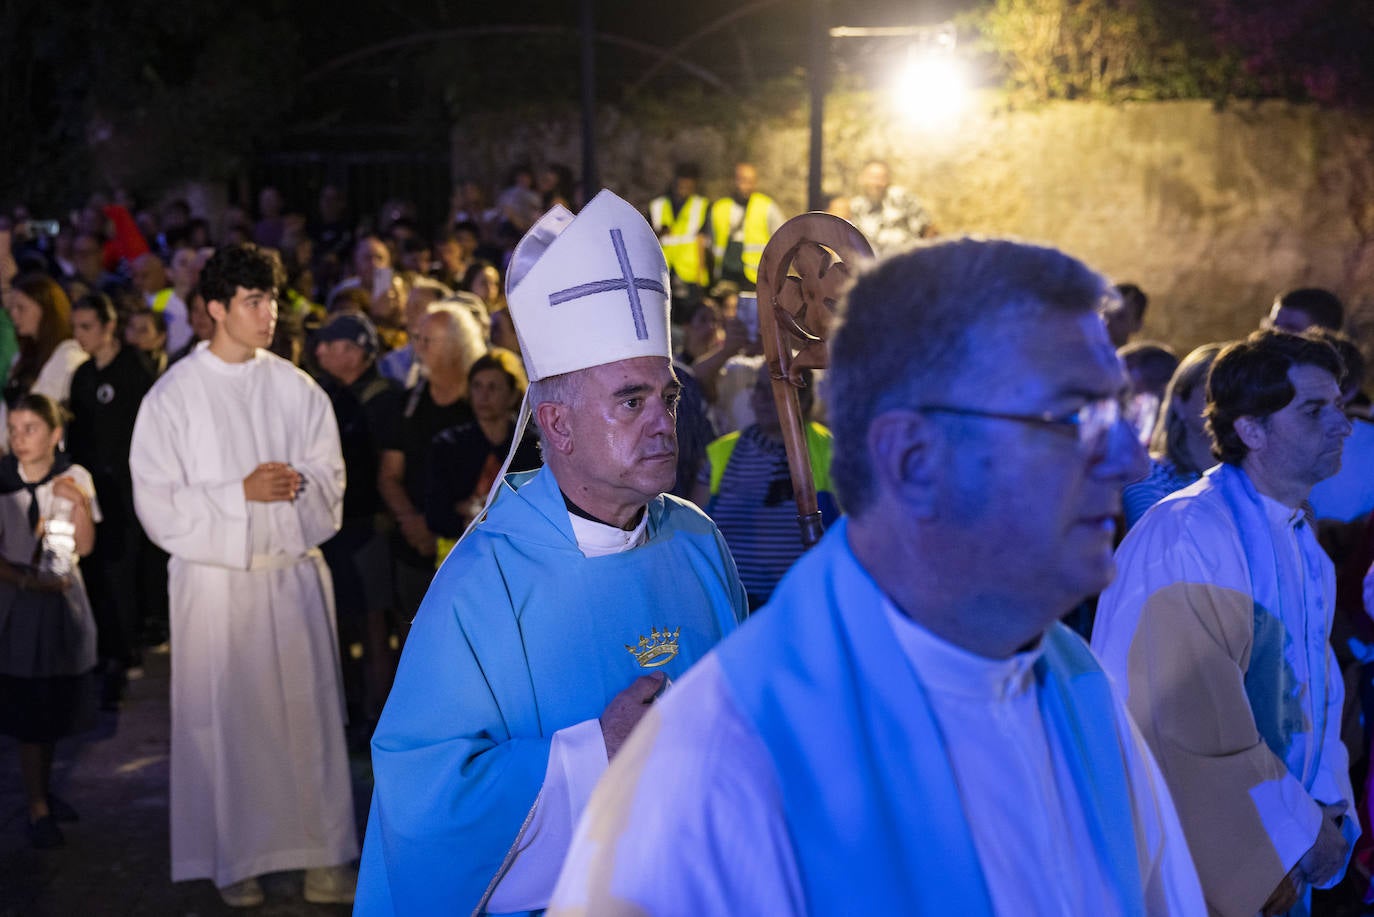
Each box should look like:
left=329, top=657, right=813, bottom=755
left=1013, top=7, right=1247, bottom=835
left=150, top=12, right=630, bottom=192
left=130, top=243, right=359, bottom=908
left=1094, top=330, right=1359, bottom=917
left=551, top=238, right=1207, bottom=915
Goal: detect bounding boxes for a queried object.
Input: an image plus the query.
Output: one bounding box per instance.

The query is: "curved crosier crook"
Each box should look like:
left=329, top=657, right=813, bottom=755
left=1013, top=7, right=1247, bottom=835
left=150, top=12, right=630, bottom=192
left=756, top=212, right=875, bottom=547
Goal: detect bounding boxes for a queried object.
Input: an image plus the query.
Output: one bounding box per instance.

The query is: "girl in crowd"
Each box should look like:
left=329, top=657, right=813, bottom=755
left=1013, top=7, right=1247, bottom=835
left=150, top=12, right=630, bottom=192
left=463, top=260, right=519, bottom=352
left=5, top=273, right=87, bottom=405
left=0, top=393, right=99, bottom=848
left=425, top=348, right=540, bottom=563
left=1122, top=342, right=1225, bottom=529
left=68, top=293, right=155, bottom=704
left=125, top=307, right=169, bottom=377
left=677, top=298, right=724, bottom=364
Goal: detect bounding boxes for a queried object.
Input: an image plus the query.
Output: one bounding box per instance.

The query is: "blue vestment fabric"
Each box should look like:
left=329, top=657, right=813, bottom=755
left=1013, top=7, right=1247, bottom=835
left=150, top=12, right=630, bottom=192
left=355, top=466, right=746, bottom=915
left=716, top=518, right=1147, bottom=915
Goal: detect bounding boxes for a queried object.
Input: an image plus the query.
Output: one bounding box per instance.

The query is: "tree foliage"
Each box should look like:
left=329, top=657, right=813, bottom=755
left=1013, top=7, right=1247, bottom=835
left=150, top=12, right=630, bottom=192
left=971, top=0, right=1374, bottom=106
left=1209, top=0, right=1374, bottom=105
left=971, top=0, right=1255, bottom=102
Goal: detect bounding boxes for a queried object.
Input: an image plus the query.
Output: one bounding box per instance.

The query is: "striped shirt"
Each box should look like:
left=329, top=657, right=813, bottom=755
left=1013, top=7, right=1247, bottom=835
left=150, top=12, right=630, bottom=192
left=700, top=425, right=812, bottom=609
left=1122, top=458, right=1202, bottom=531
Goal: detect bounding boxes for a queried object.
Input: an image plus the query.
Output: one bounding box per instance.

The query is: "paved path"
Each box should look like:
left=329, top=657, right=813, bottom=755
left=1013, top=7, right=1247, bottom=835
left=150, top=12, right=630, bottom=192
left=0, top=650, right=369, bottom=916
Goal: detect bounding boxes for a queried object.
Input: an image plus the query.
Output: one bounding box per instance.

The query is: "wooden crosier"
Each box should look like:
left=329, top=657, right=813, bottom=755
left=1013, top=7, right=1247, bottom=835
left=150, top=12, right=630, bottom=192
left=755, top=213, right=874, bottom=547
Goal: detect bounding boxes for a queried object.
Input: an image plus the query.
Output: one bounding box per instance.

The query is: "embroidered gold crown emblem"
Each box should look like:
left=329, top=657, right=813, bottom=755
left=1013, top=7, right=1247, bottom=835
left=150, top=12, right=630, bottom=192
left=625, top=626, right=680, bottom=668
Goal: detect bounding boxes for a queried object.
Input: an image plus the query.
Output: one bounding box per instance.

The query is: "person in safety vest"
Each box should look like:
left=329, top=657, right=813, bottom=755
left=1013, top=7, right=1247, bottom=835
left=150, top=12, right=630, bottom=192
left=648, top=162, right=711, bottom=325
left=692, top=363, right=837, bottom=612
left=709, top=162, right=784, bottom=292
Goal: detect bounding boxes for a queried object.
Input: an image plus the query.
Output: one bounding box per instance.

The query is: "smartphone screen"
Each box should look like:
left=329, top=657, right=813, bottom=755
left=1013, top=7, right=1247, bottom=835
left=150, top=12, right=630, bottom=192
left=737, top=292, right=759, bottom=344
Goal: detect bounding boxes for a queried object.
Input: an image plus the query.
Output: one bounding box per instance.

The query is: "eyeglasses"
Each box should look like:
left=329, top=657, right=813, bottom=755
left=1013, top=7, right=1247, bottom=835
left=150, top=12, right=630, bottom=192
left=917, top=396, right=1123, bottom=456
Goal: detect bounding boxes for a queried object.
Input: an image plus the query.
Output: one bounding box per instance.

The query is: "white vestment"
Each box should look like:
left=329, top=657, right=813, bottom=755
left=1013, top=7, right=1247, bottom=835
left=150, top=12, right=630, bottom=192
left=551, top=599, right=1204, bottom=916
left=130, top=344, right=358, bottom=888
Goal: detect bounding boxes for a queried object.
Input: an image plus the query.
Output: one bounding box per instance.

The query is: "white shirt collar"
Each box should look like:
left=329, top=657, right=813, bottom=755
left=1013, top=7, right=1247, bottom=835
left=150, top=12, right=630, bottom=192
left=567, top=508, right=650, bottom=558
left=1257, top=490, right=1306, bottom=530
left=882, top=598, right=1043, bottom=702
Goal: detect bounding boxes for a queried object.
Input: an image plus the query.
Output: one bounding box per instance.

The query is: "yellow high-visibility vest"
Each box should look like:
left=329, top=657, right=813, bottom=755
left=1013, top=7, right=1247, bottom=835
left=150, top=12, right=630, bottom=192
left=649, top=195, right=709, bottom=287
left=710, top=193, right=774, bottom=285
left=707, top=421, right=833, bottom=497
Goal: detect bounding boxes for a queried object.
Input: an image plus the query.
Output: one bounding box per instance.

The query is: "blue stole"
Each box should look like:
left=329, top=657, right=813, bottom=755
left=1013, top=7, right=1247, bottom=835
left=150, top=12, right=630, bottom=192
left=1209, top=464, right=1357, bottom=912
left=716, top=518, right=1146, bottom=914
left=1210, top=463, right=1326, bottom=778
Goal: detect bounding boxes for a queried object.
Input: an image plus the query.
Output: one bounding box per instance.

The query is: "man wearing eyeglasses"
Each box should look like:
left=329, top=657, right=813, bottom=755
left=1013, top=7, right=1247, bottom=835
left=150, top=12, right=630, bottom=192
left=549, top=238, right=1207, bottom=914
left=1093, top=330, right=1357, bottom=917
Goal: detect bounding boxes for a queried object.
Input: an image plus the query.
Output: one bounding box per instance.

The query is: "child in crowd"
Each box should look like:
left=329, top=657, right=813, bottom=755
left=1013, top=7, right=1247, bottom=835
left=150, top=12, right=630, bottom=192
left=0, top=393, right=100, bottom=848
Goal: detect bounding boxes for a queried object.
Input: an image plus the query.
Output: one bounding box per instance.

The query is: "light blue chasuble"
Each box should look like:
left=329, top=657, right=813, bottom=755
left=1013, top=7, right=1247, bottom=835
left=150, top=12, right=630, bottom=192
left=356, top=466, right=747, bottom=915
left=716, top=518, right=1147, bottom=914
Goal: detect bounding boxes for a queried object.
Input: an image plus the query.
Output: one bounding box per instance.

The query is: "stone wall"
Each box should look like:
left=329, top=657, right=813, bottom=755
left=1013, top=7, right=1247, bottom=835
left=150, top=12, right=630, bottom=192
left=453, top=95, right=1374, bottom=357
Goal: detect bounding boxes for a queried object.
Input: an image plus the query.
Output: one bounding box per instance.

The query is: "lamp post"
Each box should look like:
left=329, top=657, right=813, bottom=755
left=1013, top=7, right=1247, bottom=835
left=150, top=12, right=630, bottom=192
left=807, top=0, right=830, bottom=212
left=580, top=0, right=599, bottom=196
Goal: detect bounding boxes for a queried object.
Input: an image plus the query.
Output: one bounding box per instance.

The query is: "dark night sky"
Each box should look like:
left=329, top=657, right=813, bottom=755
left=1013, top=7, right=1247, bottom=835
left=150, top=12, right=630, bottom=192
left=281, top=1, right=987, bottom=149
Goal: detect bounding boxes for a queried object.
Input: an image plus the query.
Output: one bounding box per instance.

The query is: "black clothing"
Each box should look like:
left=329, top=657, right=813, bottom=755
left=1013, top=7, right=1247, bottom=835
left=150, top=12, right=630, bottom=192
left=67, top=346, right=153, bottom=485
left=66, top=346, right=156, bottom=666
left=425, top=421, right=541, bottom=539
left=381, top=380, right=473, bottom=573
left=318, top=365, right=404, bottom=523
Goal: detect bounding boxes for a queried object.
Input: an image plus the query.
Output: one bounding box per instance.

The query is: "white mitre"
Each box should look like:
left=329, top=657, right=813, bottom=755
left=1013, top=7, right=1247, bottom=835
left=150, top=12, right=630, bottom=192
left=505, top=189, right=671, bottom=382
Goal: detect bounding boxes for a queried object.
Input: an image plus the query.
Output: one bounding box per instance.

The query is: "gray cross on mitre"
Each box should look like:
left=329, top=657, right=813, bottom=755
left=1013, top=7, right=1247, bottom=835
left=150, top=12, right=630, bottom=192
left=547, top=228, right=665, bottom=341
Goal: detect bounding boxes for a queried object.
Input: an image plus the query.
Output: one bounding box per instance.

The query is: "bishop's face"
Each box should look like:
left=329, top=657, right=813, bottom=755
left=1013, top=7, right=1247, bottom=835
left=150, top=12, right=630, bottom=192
left=562, top=356, right=681, bottom=514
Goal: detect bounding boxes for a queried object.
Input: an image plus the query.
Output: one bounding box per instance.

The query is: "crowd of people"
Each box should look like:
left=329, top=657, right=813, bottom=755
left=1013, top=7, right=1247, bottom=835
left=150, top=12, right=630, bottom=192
left=0, top=155, right=1371, bottom=916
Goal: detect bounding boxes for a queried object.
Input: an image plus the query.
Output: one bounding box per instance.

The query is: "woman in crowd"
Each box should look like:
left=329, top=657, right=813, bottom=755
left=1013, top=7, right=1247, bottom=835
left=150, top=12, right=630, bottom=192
left=67, top=293, right=155, bottom=706
left=125, top=308, right=169, bottom=377
left=4, top=273, right=87, bottom=406
left=538, top=162, right=576, bottom=212
left=1122, top=342, right=1224, bottom=529
left=425, top=348, right=540, bottom=563
left=495, top=164, right=540, bottom=236
left=369, top=270, right=410, bottom=357
left=677, top=298, right=724, bottom=364
left=0, top=394, right=99, bottom=848
left=463, top=260, right=518, bottom=352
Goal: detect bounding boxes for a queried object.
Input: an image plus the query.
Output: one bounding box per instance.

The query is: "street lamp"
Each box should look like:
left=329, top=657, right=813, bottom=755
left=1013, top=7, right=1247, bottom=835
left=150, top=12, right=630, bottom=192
left=809, top=20, right=967, bottom=208
left=888, top=26, right=968, bottom=127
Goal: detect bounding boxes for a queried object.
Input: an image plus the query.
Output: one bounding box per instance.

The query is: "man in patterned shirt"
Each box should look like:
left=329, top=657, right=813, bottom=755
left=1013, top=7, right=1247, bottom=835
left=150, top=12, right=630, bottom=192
left=848, top=160, right=935, bottom=256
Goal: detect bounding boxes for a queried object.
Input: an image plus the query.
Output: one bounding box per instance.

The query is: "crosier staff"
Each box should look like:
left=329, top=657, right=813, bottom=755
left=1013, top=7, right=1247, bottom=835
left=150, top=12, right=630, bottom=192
left=755, top=213, right=874, bottom=547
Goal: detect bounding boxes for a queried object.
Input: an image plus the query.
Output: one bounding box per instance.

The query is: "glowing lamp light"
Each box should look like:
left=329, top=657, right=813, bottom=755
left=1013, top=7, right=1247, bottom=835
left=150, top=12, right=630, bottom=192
left=891, top=46, right=968, bottom=127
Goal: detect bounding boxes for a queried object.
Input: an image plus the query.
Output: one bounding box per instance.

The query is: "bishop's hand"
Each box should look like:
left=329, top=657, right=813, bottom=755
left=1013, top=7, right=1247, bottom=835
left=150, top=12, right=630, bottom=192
left=599, top=673, right=666, bottom=760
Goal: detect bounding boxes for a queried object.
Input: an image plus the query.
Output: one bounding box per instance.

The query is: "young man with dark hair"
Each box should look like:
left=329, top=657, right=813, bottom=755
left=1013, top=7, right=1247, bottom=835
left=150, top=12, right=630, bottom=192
left=1265, top=287, right=1345, bottom=333
left=1094, top=329, right=1357, bottom=916
left=130, top=242, right=358, bottom=907
left=1104, top=281, right=1149, bottom=347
